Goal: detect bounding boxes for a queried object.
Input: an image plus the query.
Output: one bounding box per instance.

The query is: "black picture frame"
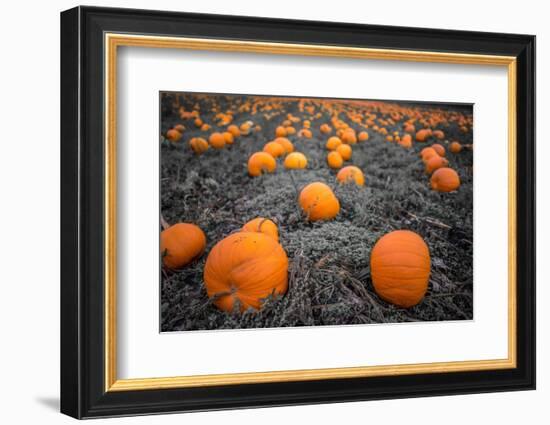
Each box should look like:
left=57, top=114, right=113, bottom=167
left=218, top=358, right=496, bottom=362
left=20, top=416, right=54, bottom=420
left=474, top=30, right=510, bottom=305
left=61, top=5, right=536, bottom=419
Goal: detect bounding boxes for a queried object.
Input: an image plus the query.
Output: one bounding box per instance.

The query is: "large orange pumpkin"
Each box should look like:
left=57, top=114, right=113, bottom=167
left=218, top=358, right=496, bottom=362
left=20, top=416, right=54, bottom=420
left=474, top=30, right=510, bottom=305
left=299, top=182, right=340, bottom=221
left=189, top=137, right=209, bottom=155
left=160, top=223, right=206, bottom=269
left=327, top=151, right=344, bottom=169
left=242, top=217, right=279, bottom=241
left=336, top=166, right=364, bottom=186
left=248, top=152, right=277, bottom=177
left=370, top=230, right=431, bottom=308
left=430, top=167, right=461, bottom=192
left=209, top=132, right=226, bottom=149
left=284, top=152, right=308, bottom=169
left=326, top=136, right=342, bottom=151
left=274, top=137, right=294, bottom=153
left=263, top=141, right=285, bottom=158
left=424, top=155, right=449, bottom=174
left=203, top=232, right=288, bottom=312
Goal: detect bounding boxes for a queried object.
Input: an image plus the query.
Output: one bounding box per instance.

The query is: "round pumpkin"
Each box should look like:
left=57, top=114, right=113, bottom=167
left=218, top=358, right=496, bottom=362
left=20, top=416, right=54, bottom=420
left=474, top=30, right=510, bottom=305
left=320, top=123, right=332, bottom=134
left=336, top=166, right=364, bottom=186
left=194, top=118, right=203, bottom=128
left=174, top=124, right=186, bottom=133
left=160, top=223, right=206, bottom=269
left=204, top=232, right=288, bottom=312
left=341, top=130, right=357, bottom=144
left=209, top=132, right=226, bottom=149
left=432, top=129, right=445, bottom=140
left=370, top=230, right=431, bottom=308
left=327, top=151, right=344, bottom=169
left=399, top=134, right=412, bottom=148
left=223, top=132, right=234, bottom=144
left=336, top=143, right=352, bottom=160
left=298, top=182, right=340, bottom=221
left=189, top=137, right=209, bottom=155
left=326, top=136, right=342, bottom=151
left=227, top=124, right=241, bottom=138
left=263, top=141, right=285, bottom=158
left=358, top=131, right=369, bottom=142
left=284, top=152, right=308, bottom=169
left=242, top=217, right=279, bottom=241
left=248, top=152, right=277, bottom=177
left=449, top=141, right=463, bottom=153
left=430, top=167, right=461, bottom=192
left=299, top=128, right=312, bottom=138
left=285, top=126, right=296, bottom=135
left=431, top=143, right=446, bottom=157
left=424, top=155, right=449, bottom=174
left=274, top=137, right=294, bottom=153
left=275, top=126, right=287, bottom=137
left=420, top=147, right=439, bottom=162
left=415, top=129, right=431, bottom=142
left=166, top=129, right=182, bottom=143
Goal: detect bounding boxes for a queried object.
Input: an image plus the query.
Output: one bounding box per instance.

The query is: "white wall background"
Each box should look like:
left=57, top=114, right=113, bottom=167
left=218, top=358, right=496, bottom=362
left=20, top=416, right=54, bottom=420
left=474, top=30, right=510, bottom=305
left=0, top=0, right=546, bottom=423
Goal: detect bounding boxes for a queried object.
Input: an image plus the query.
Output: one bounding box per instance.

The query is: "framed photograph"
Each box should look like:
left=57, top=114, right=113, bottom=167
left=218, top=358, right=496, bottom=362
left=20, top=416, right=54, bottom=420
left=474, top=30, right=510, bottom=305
left=60, top=6, right=536, bottom=419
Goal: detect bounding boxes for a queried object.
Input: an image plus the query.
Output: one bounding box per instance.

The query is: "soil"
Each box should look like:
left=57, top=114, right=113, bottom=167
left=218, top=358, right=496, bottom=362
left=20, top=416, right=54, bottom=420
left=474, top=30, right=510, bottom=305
left=160, top=93, right=473, bottom=332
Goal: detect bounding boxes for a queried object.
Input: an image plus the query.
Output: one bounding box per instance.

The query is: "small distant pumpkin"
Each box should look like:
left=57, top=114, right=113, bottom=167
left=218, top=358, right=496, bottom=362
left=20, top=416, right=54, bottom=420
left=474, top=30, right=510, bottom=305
left=298, top=129, right=312, bottom=138
left=327, top=151, right=344, bottom=169
left=449, top=141, right=463, bottom=153
left=201, top=123, right=211, bottom=132
left=326, top=136, right=342, bottom=151
left=242, top=217, right=279, bottom=241
left=431, top=167, right=461, bottom=192
left=415, top=129, right=431, bottom=142
left=432, top=129, right=445, bottom=140
left=227, top=124, right=241, bottom=138
left=274, top=137, right=294, bottom=153
left=370, top=230, right=431, bottom=308
left=204, top=232, right=288, bottom=312
left=431, top=143, right=446, bottom=157
left=403, top=123, right=415, bottom=134
left=223, top=132, right=234, bottom=144
left=263, top=141, right=285, bottom=158
left=166, top=129, right=182, bottom=143
left=209, top=132, right=226, bottom=149
left=320, top=123, right=332, bottom=134
left=299, top=182, right=340, bottom=221
left=424, top=155, right=449, bottom=174
left=160, top=223, right=206, bottom=269
left=336, top=166, right=364, bottom=186
left=189, top=137, right=209, bottom=154
left=399, top=134, right=412, bottom=148
left=285, top=126, right=296, bottom=135
left=194, top=118, right=203, bottom=128
left=275, top=126, right=287, bottom=137
left=248, top=152, right=277, bottom=177
left=341, top=130, right=357, bottom=144
left=386, top=135, right=394, bottom=142
left=358, top=131, right=369, bottom=142
left=284, top=152, right=308, bottom=169
left=336, top=144, right=352, bottom=160
left=174, top=124, right=186, bottom=133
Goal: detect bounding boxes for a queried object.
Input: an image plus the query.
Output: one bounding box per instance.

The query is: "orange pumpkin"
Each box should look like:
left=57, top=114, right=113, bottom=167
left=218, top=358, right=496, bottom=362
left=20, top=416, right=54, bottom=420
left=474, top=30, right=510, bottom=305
left=223, top=132, right=234, bottom=144
left=420, top=147, right=439, bottom=162
left=430, top=168, right=461, bottom=192
left=298, top=128, right=312, bottom=138
left=370, top=230, right=430, bottom=308
left=336, top=166, right=364, bottom=186
left=299, top=182, right=340, bottom=221
left=204, top=232, right=288, bottom=312
left=248, top=152, right=277, bottom=177
left=166, top=129, right=182, bottom=143
left=274, top=137, right=294, bottom=153
left=336, top=144, right=352, bottom=160
left=341, top=130, right=357, bottom=144
left=201, top=123, right=211, bottom=132
left=174, top=124, right=186, bottom=133
left=275, top=126, right=287, bottom=137
left=326, top=136, right=342, bottom=151
left=284, top=152, right=308, bottom=169
left=263, top=141, right=285, bottom=158
left=209, top=132, right=226, bottom=149
left=399, top=134, right=412, bottom=148
left=432, top=129, right=445, bottom=140
left=227, top=124, right=241, bottom=138
left=431, top=143, right=446, bottom=157
left=449, top=141, right=463, bottom=153
left=240, top=122, right=252, bottom=135
left=242, top=217, right=279, bottom=241
left=160, top=223, right=206, bottom=269
left=189, top=137, right=209, bottom=154
left=404, top=123, right=416, bottom=134
left=194, top=118, right=203, bottom=128
left=424, top=155, right=449, bottom=174
left=320, top=123, right=332, bottom=134
left=358, top=131, right=369, bottom=142
left=327, top=151, right=344, bottom=169
left=415, top=129, right=431, bottom=142
left=285, top=126, right=296, bottom=135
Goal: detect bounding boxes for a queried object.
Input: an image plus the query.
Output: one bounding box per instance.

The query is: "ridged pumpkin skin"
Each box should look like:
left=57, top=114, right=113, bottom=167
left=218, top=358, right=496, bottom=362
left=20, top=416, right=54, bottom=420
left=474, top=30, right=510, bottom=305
left=274, top=137, right=294, bottom=153
left=189, top=137, right=209, bottom=155
left=424, top=155, right=449, bottom=174
left=161, top=223, right=206, bottom=270
left=242, top=217, right=279, bottom=241
left=248, top=152, right=277, bottom=177
left=449, top=141, right=463, bottom=153
left=370, top=230, right=431, bottom=308
left=209, top=132, right=226, bottom=149
left=336, top=144, right=352, bottom=160
left=263, top=141, right=285, bottom=158
left=326, top=136, right=342, bottom=151
left=204, top=232, right=288, bottom=312
left=284, top=152, right=308, bottom=169
left=299, top=182, right=340, bottom=221
left=431, top=167, right=461, bottom=192
left=327, top=151, right=344, bottom=169
left=336, top=166, right=364, bottom=186
left=431, top=143, right=446, bottom=157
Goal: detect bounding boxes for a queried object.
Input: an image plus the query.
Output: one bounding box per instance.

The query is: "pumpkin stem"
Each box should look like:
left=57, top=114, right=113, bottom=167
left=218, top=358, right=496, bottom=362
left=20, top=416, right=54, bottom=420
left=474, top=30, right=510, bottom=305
left=160, top=213, right=170, bottom=230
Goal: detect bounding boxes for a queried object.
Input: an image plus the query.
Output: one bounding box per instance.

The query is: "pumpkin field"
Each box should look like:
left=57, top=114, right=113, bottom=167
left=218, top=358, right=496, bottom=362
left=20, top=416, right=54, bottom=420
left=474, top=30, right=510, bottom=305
left=160, top=92, right=473, bottom=332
